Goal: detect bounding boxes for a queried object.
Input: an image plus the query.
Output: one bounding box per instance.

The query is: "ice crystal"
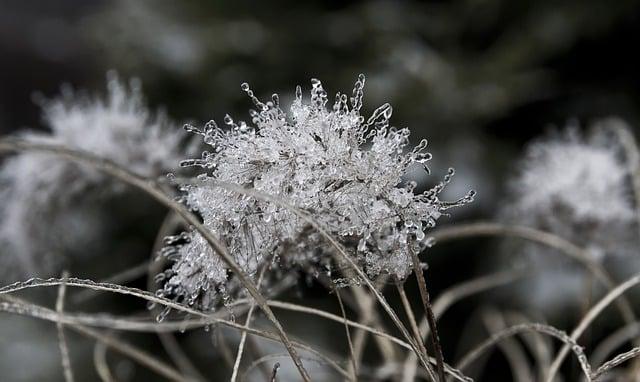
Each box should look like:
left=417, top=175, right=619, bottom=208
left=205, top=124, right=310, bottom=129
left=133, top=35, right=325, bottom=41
left=0, top=72, right=187, bottom=279
left=159, top=75, right=474, bottom=310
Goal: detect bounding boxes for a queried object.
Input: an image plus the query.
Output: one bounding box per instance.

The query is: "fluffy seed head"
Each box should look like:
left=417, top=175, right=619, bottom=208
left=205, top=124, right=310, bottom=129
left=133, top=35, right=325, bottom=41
left=0, top=73, right=186, bottom=279
left=159, top=75, right=474, bottom=310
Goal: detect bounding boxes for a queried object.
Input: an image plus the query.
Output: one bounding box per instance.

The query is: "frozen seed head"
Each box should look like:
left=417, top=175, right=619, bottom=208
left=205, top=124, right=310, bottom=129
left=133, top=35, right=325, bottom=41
left=510, top=126, right=634, bottom=226
left=159, top=75, right=474, bottom=311
left=0, top=72, right=187, bottom=280
left=503, top=123, right=638, bottom=312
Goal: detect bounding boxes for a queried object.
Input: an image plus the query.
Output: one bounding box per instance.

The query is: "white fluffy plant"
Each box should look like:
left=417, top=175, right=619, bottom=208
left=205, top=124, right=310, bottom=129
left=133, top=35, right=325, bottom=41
left=503, top=123, right=638, bottom=310
left=0, top=72, right=187, bottom=280
left=158, top=75, right=475, bottom=311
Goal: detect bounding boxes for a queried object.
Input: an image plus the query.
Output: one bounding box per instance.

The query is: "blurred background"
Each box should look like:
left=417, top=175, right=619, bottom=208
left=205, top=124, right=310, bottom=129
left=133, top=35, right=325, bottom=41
left=2, top=0, right=640, bottom=380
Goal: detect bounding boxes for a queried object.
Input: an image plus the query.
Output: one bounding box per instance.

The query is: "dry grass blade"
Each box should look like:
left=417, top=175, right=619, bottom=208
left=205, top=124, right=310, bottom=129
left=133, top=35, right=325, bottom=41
left=456, top=323, right=592, bottom=381
left=0, top=138, right=311, bottom=381
left=481, top=309, right=533, bottom=382
left=347, top=280, right=397, bottom=373
left=547, top=273, right=640, bottom=381
left=403, top=269, right=525, bottom=382
left=93, top=335, right=115, bottom=382
left=72, top=261, right=151, bottom=304
left=334, top=287, right=358, bottom=381
left=408, top=246, right=446, bottom=381
left=147, top=212, right=206, bottom=382
left=591, top=322, right=640, bottom=367
left=1, top=294, right=190, bottom=381
left=0, top=296, right=351, bottom=379
left=505, top=311, right=553, bottom=380
left=592, top=346, right=640, bottom=380
left=231, top=265, right=269, bottom=382
left=56, top=271, right=74, bottom=382
left=431, top=222, right=636, bottom=327
left=202, top=179, right=440, bottom=375
left=396, top=282, right=437, bottom=381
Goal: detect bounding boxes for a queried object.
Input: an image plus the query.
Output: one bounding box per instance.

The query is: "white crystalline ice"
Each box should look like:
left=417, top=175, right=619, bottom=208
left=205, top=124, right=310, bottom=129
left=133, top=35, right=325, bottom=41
left=160, top=75, right=474, bottom=310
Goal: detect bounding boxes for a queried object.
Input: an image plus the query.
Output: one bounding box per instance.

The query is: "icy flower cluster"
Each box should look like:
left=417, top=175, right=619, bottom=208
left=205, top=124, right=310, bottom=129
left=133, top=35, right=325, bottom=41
left=0, top=73, right=186, bottom=279
left=159, top=75, right=474, bottom=310
left=503, top=123, right=637, bottom=310
left=510, top=126, right=634, bottom=230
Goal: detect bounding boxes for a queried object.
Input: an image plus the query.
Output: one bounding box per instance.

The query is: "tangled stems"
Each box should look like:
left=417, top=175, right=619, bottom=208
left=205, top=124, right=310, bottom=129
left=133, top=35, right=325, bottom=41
left=0, top=137, right=463, bottom=380
left=0, top=138, right=312, bottom=381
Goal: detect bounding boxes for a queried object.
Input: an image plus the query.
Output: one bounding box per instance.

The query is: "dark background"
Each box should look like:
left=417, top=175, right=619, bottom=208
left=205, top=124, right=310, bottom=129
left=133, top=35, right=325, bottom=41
left=2, top=0, right=640, bottom=380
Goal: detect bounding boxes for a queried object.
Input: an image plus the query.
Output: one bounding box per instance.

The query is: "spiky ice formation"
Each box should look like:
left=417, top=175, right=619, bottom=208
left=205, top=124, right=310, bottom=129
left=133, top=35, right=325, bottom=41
left=158, top=75, right=474, bottom=310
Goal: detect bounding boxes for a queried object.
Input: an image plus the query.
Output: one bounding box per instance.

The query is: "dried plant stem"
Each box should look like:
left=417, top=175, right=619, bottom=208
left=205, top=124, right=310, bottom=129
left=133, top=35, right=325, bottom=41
left=334, top=287, right=358, bottom=380
left=216, top=330, right=236, bottom=369
left=56, top=271, right=74, bottom=382
left=403, top=269, right=525, bottom=382
left=431, top=222, right=636, bottom=326
left=1, top=294, right=189, bottom=381
left=456, top=323, right=592, bottom=381
left=0, top=278, right=408, bottom=350
left=347, top=280, right=397, bottom=374
left=396, top=282, right=437, bottom=381
left=146, top=212, right=206, bottom=382
left=0, top=276, right=470, bottom=381
left=547, top=273, right=640, bottom=381
left=72, top=260, right=151, bottom=304
left=408, top=247, right=445, bottom=381
left=0, top=138, right=311, bottom=381
left=505, top=311, right=553, bottom=380
left=592, top=346, right=640, bottom=380
left=0, top=295, right=351, bottom=379
left=230, top=265, right=268, bottom=382
left=591, top=322, right=640, bottom=367
left=481, top=309, right=533, bottom=382
left=202, top=180, right=438, bottom=374
left=93, top=339, right=115, bottom=382
left=242, top=355, right=289, bottom=381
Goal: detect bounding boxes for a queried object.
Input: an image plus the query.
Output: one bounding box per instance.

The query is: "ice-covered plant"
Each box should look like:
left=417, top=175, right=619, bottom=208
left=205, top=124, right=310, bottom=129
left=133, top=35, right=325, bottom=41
left=502, top=123, right=637, bottom=309
left=0, top=72, right=187, bottom=279
left=158, top=75, right=475, bottom=310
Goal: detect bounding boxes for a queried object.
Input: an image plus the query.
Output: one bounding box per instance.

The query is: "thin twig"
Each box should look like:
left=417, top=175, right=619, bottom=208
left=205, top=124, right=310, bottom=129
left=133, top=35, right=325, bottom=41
left=505, top=311, right=553, bottom=380
left=334, top=286, right=358, bottom=380
left=203, top=179, right=436, bottom=373
left=396, top=282, right=437, bottom=381
left=72, top=261, right=151, bottom=304
left=481, top=309, right=533, bottom=382
left=0, top=138, right=311, bottom=381
left=431, top=222, right=636, bottom=327
left=456, top=323, right=592, bottom=381
left=403, top=268, right=525, bottom=382
left=592, top=346, right=640, bottom=380
left=591, top=322, right=640, bottom=367
left=93, top=336, right=115, bottom=382
left=547, top=273, right=640, bottom=381
left=0, top=278, right=471, bottom=381
left=0, top=296, right=351, bottom=379
left=231, top=265, right=269, bottom=382
left=56, top=271, right=75, bottom=382
left=408, top=246, right=445, bottom=381
left=146, top=212, right=206, bottom=382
